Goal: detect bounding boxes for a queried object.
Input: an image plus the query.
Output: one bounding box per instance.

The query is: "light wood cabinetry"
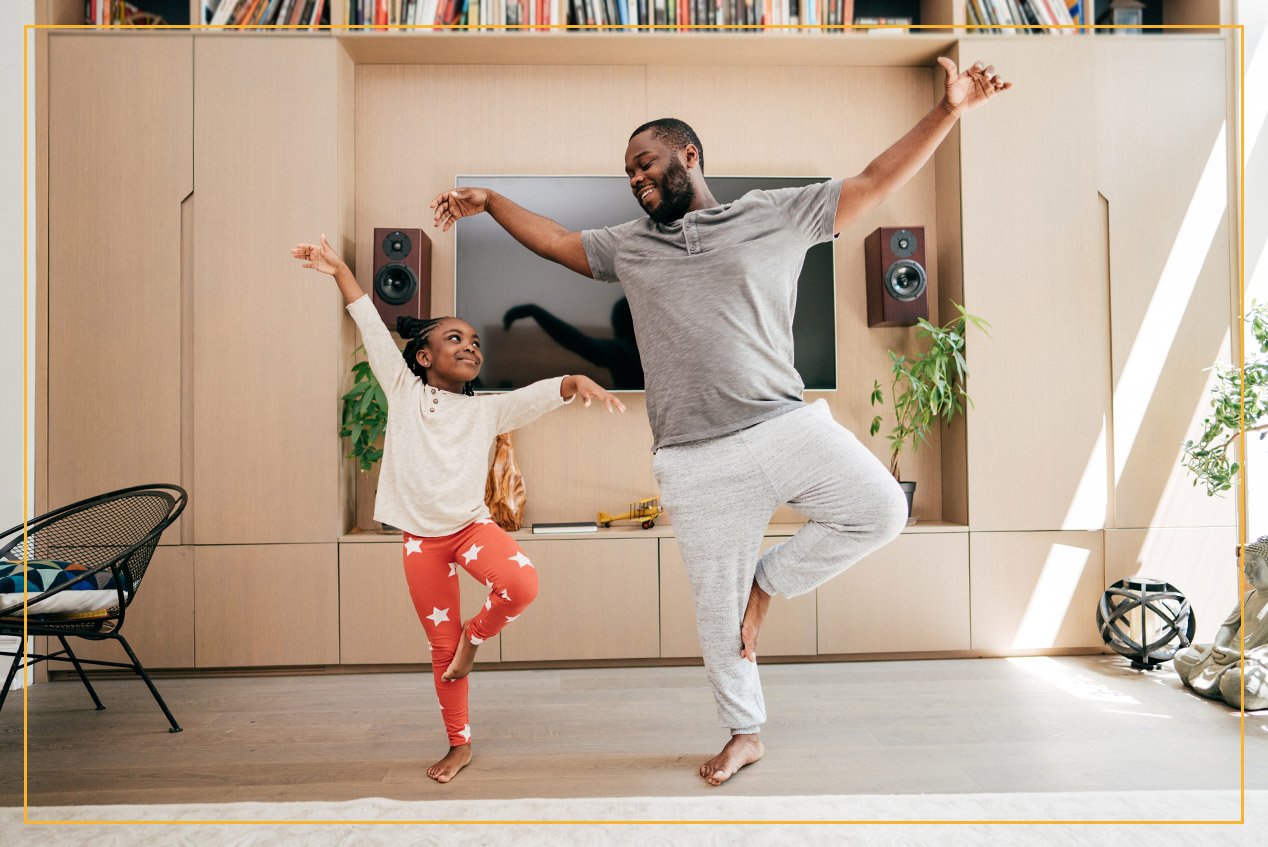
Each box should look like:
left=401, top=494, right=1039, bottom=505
left=338, top=540, right=501, bottom=665
left=46, top=35, right=191, bottom=538
left=193, top=544, right=339, bottom=667
left=817, top=530, right=970, bottom=654
left=660, top=535, right=818, bottom=658
left=72, top=546, right=195, bottom=669
left=190, top=36, right=350, bottom=545
left=498, top=538, right=660, bottom=661
left=969, top=531, right=1105, bottom=653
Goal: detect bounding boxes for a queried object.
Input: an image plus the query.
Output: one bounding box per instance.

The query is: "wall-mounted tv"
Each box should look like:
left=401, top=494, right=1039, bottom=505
left=455, top=175, right=837, bottom=392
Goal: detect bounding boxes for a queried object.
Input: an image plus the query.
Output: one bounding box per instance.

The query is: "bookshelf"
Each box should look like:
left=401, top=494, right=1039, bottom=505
left=37, top=0, right=1228, bottom=31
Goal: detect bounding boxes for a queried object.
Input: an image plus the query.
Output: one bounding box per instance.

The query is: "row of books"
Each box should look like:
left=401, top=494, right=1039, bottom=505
left=205, top=0, right=331, bottom=26
left=966, top=0, right=1080, bottom=34
left=85, top=0, right=166, bottom=24
left=344, top=0, right=860, bottom=29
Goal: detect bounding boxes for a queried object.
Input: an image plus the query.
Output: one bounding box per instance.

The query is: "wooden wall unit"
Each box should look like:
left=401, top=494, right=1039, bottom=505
left=817, top=530, right=970, bottom=654
left=37, top=30, right=1240, bottom=672
left=71, top=546, right=195, bottom=669
left=46, top=35, right=191, bottom=538
left=191, top=36, right=349, bottom=545
left=193, top=544, right=339, bottom=667
left=969, top=531, right=1106, bottom=653
left=1094, top=38, right=1235, bottom=531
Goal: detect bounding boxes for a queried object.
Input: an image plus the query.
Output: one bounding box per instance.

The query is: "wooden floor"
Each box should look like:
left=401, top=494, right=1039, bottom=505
left=1, top=656, right=1263, bottom=807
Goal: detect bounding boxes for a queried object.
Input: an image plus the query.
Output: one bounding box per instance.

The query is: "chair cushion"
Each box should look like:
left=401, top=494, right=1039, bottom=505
left=0, top=559, right=127, bottom=615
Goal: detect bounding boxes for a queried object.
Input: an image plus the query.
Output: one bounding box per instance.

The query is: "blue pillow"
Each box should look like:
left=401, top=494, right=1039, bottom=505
left=0, top=559, right=119, bottom=595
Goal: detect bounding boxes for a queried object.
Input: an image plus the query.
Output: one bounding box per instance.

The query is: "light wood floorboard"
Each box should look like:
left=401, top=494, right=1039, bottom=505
left=1, top=657, right=1262, bottom=806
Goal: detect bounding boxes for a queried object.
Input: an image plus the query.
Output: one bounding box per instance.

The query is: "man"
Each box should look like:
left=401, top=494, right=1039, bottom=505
left=429, top=57, right=1011, bottom=785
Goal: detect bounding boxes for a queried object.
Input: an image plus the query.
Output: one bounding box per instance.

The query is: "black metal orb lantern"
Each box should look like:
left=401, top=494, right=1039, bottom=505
left=1096, top=577, right=1196, bottom=670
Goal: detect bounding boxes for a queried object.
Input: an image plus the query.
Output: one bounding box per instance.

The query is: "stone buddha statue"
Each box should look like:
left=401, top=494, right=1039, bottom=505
left=1173, top=535, right=1268, bottom=711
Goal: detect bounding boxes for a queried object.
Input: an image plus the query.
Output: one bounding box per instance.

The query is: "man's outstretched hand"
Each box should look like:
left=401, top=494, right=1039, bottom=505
left=429, top=187, right=490, bottom=232
left=937, top=57, right=1012, bottom=117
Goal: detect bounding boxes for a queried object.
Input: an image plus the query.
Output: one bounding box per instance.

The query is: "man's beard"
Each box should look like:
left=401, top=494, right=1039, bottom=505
left=643, top=158, right=696, bottom=225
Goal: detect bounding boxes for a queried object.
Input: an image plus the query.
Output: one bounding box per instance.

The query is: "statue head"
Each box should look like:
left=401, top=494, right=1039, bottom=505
left=1245, top=536, right=1268, bottom=591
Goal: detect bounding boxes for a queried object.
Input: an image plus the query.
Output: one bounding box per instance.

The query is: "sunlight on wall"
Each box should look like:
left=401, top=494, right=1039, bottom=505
left=1062, top=421, right=1110, bottom=529
left=1012, top=544, right=1092, bottom=649
left=1005, top=656, right=1138, bottom=704
left=1112, top=124, right=1228, bottom=488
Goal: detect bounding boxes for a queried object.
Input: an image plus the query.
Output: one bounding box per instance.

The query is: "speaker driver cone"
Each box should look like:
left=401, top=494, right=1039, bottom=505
left=382, top=230, right=412, bottom=261
left=374, top=264, right=418, bottom=306
left=884, top=260, right=927, bottom=303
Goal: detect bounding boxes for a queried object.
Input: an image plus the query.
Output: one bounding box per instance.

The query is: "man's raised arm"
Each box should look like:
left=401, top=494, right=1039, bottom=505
left=430, top=187, right=594, bottom=278
left=834, top=57, right=1012, bottom=235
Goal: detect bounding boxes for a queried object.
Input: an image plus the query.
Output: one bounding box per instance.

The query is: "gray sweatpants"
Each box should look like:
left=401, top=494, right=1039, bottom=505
left=652, top=400, right=909, bottom=735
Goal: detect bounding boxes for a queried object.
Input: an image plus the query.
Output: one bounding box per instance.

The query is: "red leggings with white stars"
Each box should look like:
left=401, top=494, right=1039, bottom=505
left=402, top=520, right=539, bottom=747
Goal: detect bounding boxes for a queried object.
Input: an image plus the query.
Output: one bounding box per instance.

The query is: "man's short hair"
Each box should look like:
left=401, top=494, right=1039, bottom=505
left=630, top=118, right=704, bottom=173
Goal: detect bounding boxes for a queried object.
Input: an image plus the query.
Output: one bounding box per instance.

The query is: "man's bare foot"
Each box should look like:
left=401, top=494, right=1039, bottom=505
left=740, top=580, right=771, bottom=662
left=426, top=744, right=472, bottom=783
left=699, top=733, right=764, bottom=786
left=442, top=622, right=481, bottom=681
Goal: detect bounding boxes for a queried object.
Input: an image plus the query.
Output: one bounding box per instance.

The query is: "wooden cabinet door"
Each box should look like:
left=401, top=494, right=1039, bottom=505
left=47, top=34, right=191, bottom=533
left=193, top=544, right=338, bottom=667
left=72, top=546, right=194, bottom=669
left=339, top=541, right=501, bottom=665
left=191, top=37, right=346, bottom=544
left=817, top=531, right=970, bottom=655
left=499, top=538, right=659, bottom=661
left=659, top=535, right=818, bottom=658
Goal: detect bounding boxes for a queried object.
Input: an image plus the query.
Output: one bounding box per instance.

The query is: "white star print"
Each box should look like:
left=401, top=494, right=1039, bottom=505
left=458, top=724, right=472, bottom=741
left=425, top=607, right=450, bottom=627
left=509, top=552, right=534, bottom=568
left=500, top=589, right=511, bottom=602
left=447, top=562, right=458, bottom=577
left=403, top=537, right=423, bottom=556
left=505, top=614, right=519, bottom=623
left=484, top=578, right=494, bottom=589
left=484, top=598, right=492, bottom=610
left=461, top=543, right=483, bottom=565
left=469, top=633, right=485, bottom=645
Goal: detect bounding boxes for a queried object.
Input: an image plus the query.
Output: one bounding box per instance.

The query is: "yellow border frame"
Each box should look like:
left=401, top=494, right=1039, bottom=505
left=19, top=15, right=1249, bottom=830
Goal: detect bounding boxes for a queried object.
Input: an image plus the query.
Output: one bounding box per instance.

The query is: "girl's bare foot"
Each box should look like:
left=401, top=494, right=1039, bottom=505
left=700, top=733, right=764, bottom=786
left=442, top=622, right=480, bottom=681
left=740, top=580, right=771, bottom=662
left=426, top=744, right=472, bottom=783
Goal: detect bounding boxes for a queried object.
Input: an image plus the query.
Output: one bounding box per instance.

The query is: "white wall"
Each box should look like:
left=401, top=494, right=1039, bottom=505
left=1, top=2, right=37, bottom=689
left=1242, top=1, right=1268, bottom=542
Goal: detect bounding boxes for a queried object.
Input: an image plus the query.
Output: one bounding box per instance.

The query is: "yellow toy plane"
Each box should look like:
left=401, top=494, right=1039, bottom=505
left=597, top=497, right=663, bottom=530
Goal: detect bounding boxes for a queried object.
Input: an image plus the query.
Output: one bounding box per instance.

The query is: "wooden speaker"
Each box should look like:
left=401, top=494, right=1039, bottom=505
left=371, top=227, right=431, bottom=330
left=865, top=226, right=928, bottom=328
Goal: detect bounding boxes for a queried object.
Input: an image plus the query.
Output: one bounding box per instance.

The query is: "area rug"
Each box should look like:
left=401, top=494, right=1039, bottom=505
left=3, top=790, right=1264, bottom=846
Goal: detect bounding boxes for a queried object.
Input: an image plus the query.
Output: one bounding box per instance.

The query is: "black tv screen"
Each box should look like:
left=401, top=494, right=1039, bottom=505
left=455, top=175, right=837, bottom=392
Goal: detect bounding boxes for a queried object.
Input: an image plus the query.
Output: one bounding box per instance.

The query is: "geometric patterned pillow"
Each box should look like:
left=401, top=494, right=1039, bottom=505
left=0, top=559, right=119, bottom=594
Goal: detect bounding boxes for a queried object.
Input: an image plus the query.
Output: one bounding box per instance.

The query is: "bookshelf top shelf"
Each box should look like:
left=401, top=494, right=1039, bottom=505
left=333, top=31, right=961, bottom=66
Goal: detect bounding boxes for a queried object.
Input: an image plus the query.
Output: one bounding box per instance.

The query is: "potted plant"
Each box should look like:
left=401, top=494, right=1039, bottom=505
left=340, top=346, right=388, bottom=474
left=1181, top=302, right=1268, bottom=496
left=869, top=301, right=989, bottom=518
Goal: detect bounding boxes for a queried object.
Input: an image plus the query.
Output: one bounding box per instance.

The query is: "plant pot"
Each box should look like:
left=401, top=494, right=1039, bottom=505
left=898, top=480, right=916, bottom=518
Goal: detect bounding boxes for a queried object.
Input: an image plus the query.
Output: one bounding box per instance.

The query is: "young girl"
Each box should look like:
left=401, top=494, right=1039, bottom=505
left=292, top=235, right=624, bottom=783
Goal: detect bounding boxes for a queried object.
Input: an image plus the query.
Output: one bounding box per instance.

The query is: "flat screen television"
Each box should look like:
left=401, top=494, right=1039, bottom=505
left=455, top=175, right=837, bottom=392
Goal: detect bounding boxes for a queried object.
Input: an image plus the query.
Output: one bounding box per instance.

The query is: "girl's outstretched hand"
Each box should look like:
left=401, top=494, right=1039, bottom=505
left=563, top=375, right=626, bottom=414
left=291, top=234, right=346, bottom=276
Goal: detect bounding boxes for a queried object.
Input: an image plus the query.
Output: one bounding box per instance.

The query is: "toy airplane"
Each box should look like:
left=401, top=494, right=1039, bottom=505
left=596, top=497, right=663, bottom=530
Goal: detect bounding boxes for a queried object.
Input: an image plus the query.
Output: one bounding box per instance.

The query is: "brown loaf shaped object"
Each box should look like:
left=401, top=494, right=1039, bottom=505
left=485, top=432, right=527, bottom=531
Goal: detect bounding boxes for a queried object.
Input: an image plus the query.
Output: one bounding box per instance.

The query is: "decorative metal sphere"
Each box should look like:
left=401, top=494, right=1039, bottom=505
left=1096, top=577, right=1196, bottom=670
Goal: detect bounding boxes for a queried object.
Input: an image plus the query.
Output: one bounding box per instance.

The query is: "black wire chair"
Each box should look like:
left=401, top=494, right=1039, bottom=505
left=0, top=484, right=187, bottom=732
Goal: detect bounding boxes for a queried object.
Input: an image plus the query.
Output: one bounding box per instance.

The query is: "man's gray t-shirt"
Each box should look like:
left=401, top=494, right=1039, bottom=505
left=581, top=178, right=843, bottom=451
